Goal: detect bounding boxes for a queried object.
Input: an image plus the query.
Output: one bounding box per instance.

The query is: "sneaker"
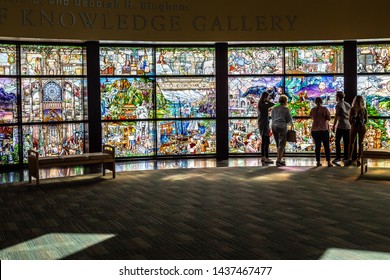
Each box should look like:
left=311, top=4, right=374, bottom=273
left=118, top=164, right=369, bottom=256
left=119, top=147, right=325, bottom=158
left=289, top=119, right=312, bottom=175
left=332, top=158, right=341, bottom=164
left=276, top=161, right=286, bottom=166
left=327, top=161, right=333, bottom=167
left=356, top=160, right=361, bottom=167
left=316, top=162, right=322, bottom=167
left=261, top=157, right=266, bottom=162
left=264, top=158, right=274, bottom=163
left=345, top=159, right=352, bottom=166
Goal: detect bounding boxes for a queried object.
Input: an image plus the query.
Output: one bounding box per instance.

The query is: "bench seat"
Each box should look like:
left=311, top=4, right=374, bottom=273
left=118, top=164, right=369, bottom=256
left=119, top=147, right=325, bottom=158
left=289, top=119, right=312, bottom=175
left=28, top=145, right=116, bottom=185
left=361, top=148, right=390, bottom=175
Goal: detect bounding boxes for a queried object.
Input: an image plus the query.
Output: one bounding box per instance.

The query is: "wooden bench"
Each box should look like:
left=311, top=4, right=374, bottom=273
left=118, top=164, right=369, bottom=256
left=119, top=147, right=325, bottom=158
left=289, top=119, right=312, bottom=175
left=28, top=144, right=116, bottom=185
left=360, top=148, right=390, bottom=175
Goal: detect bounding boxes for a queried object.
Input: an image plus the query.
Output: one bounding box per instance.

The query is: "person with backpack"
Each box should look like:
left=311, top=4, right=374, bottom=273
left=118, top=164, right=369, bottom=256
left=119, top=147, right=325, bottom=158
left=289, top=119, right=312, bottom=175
left=345, top=95, right=368, bottom=166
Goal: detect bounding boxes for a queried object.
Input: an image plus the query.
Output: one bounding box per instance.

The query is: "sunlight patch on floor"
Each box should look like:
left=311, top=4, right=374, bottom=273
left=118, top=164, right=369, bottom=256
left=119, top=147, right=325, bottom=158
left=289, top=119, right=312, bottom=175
left=0, top=233, right=115, bottom=260
left=320, top=248, right=390, bottom=260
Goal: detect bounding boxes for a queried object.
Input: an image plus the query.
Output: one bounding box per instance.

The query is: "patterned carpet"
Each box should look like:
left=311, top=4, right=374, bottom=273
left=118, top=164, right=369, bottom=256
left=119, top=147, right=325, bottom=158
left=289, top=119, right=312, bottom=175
left=0, top=165, right=389, bottom=260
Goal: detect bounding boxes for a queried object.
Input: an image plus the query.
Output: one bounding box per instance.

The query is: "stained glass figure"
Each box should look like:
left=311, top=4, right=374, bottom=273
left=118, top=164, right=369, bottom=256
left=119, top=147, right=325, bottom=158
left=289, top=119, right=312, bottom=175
left=21, top=78, right=84, bottom=122
left=357, top=75, right=390, bottom=116
left=358, top=44, right=390, bottom=73
left=21, top=45, right=85, bottom=75
left=0, top=126, right=19, bottom=165
left=0, top=44, right=17, bottom=75
left=157, top=120, right=216, bottom=155
left=99, top=47, right=154, bottom=76
left=156, top=77, right=215, bottom=118
left=101, top=77, right=154, bottom=120
left=228, top=76, right=283, bottom=117
left=228, top=47, right=283, bottom=74
left=285, top=75, right=344, bottom=116
left=156, top=48, right=215, bottom=75
left=22, top=123, right=84, bottom=161
left=364, top=119, right=390, bottom=149
left=285, top=45, right=344, bottom=74
left=0, top=78, right=17, bottom=123
left=102, top=121, right=155, bottom=157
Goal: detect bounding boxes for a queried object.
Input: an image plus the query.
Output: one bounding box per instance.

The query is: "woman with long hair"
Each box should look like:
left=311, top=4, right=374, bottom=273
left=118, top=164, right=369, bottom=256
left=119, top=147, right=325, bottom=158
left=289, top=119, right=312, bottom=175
left=257, top=91, right=275, bottom=163
left=310, top=97, right=332, bottom=167
left=346, top=95, right=368, bottom=166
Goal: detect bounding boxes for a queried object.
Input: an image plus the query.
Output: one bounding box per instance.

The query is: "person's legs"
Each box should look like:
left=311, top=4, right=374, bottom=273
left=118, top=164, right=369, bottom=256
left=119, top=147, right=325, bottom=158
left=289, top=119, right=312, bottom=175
left=263, top=135, right=270, bottom=159
left=356, top=127, right=367, bottom=166
left=322, top=130, right=332, bottom=165
left=311, top=131, right=322, bottom=164
left=334, top=128, right=342, bottom=160
left=347, top=127, right=358, bottom=165
left=261, top=135, right=267, bottom=159
left=342, top=129, right=350, bottom=161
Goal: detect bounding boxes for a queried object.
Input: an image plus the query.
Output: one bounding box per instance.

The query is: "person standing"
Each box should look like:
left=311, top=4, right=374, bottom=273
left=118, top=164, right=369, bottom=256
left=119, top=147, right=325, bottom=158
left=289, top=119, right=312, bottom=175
left=331, top=91, right=351, bottom=165
left=257, top=91, right=275, bottom=163
left=346, top=95, right=368, bottom=166
left=271, top=95, right=292, bottom=166
left=310, top=97, right=332, bottom=167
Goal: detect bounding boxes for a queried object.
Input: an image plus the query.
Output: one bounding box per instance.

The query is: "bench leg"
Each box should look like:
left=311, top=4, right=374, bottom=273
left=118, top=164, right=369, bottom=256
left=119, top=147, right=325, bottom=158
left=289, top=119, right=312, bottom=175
left=103, top=164, right=106, bottom=176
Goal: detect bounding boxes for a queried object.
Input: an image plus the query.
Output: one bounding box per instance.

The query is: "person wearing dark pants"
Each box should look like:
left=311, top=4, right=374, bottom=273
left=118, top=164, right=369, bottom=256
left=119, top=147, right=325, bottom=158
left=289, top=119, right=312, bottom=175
left=310, top=97, right=332, bottom=167
left=257, top=91, right=275, bottom=163
left=332, top=91, right=351, bottom=164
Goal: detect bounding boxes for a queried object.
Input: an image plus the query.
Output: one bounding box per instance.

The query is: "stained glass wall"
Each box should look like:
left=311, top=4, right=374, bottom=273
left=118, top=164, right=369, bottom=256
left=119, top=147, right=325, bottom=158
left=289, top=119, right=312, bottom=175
left=228, top=45, right=344, bottom=154
left=357, top=44, right=390, bottom=149
left=100, top=46, right=216, bottom=158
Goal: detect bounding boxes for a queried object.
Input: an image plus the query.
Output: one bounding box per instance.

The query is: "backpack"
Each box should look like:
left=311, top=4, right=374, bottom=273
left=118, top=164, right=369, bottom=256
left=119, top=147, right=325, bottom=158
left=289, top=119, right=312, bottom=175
left=353, top=110, right=365, bottom=128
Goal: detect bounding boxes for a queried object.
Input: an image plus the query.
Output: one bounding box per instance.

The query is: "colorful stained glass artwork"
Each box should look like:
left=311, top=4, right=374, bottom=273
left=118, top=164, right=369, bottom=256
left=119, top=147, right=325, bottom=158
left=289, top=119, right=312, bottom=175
left=357, top=75, right=390, bottom=116
left=228, top=47, right=283, bottom=74
left=285, top=45, right=344, bottom=74
left=285, top=75, right=344, bottom=116
left=0, top=126, right=19, bottom=165
left=22, top=123, right=84, bottom=161
left=21, top=78, right=85, bottom=122
left=365, top=119, right=390, bottom=149
left=228, top=76, right=284, bottom=117
left=21, top=45, right=85, bottom=75
left=102, top=121, right=155, bottom=157
left=100, top=47, right=154, bottom=76
left=156, top=77, right=215, bottom=118
left=156, top=48, right=215, bottom=75
left=101, top=77, right=154, bottom=120
left=157, top=120, right=216, bottom=155
left=357, top=44, right=390, bottom=73
left=229, top=119, right=262, bottom=153
left=0, top=78, right=17, bottom=123
left=0, top=44, right=17, bottom=75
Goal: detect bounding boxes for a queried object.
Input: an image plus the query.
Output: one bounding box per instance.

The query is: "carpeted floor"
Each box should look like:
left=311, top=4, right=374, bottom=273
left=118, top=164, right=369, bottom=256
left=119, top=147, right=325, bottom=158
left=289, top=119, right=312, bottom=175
left=0, top=165, right=389, bottom=260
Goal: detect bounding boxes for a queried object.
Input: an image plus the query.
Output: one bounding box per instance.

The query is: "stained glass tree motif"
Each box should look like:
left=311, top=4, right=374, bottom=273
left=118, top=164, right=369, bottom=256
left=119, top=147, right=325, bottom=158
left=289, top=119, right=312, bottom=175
left=100, top=47, right=154, bottom=76
left=21, top=78, right=85, bottom=122
left=357, top=44, right=390, bottom=73
left=228, top=76, right=283, bottom=117
left=156, top=48, right=215, bottom=75
left=0, top=44, right=17, bottom=75
left=101, top=77, right=154, bottom=120
left=0, top=126, right=19, bottom=165
left=228, top=47, right=283, bottom=74
left=156, top=77, right=215, bottom=118
left=285, top=45, right=344, bottom=74
left=357, top=75, right=390, bottom=117
left=285, top=75, right=344, bottom=116
left=20, top=45, right=85, bottom=75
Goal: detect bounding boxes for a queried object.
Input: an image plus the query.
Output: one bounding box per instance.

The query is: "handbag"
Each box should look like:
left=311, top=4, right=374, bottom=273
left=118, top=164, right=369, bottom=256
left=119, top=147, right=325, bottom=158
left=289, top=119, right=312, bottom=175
left=286, top=125, right=297, bottom=142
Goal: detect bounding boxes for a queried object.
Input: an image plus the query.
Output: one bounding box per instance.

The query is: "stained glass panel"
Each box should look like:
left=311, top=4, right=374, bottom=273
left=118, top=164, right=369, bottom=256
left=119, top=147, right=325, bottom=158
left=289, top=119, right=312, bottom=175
left=365, top=119, right=390, bottom=149
left=228, top=76, right=284, bottom=117
left=357, top=75, right=390, bottom=116
left=229, top=119, right=262, bottom=153
left=228, top=47, right=283, bottom=74
left=20, top=45, right=85, bottom=75
left=100, top=47, right=154, bottom=76
left=22, top=123, right=84, bottom=161
left=102, top=121, right=155, bottom=157
left=156, top=48, right=215, bottom=75
left=0, top=44, right=17, bottom=75
left=157, top=120, right=216, bottom=155
left=0, top=78, right=17, bottom=123
left=21, top=78, right=85, bottom=122
left=156, top=77, right=215, bottom=118
left=285, top=45, right=343, bottom=74
left=285, top=75, right=344, bottom=116
left=0, top=126, right=19, bottom=165
left=101, top=77, right=154, bottom=120
left=357, top=44, right=390, bottom=73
